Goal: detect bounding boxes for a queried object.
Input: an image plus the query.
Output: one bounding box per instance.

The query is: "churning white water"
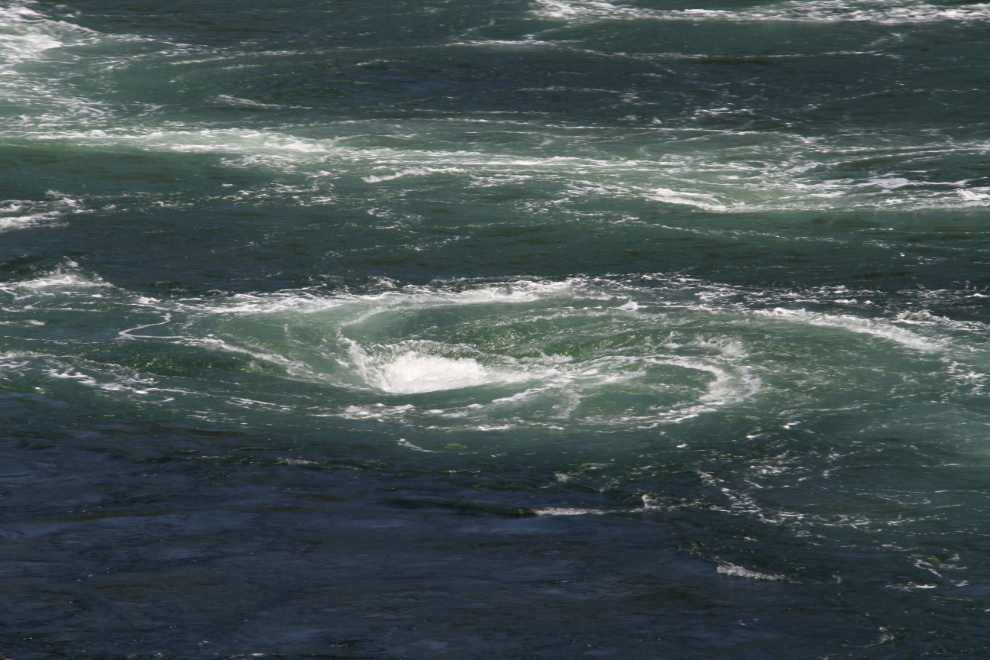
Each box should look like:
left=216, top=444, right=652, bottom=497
left=369, top=351, right=491, bottom=394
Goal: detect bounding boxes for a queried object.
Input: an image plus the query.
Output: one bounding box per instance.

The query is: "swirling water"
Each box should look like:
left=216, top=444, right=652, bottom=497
left=2, top=0, right=990, bottom=657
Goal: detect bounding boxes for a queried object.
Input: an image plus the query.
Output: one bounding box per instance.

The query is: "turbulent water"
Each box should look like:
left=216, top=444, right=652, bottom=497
left=3, top=0, right=990, bottom=657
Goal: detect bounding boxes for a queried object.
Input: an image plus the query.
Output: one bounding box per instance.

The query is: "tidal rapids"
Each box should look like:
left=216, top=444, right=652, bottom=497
left=2, top=0, right=990, bottom=657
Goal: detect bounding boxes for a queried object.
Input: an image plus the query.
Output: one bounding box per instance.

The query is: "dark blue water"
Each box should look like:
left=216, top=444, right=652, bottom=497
left=3, top=0, right=990, bottom=657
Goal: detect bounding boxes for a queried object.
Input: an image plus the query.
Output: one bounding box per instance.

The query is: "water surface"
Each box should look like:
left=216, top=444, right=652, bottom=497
left=2, top=0, right=990, bottom=657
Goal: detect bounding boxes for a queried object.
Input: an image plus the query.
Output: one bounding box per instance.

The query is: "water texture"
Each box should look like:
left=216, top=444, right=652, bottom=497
left=2, top=1, right=990, bottom=658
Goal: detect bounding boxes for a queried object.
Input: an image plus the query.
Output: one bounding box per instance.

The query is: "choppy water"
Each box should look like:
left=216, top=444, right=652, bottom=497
left=3, top=0, right=990, bottom=657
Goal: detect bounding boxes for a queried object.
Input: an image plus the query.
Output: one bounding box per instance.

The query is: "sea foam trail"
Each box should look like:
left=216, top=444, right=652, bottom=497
left=0, top=194, right=88, bottom=233
left=1, top=5, right=987, bottom=215
left=533, top=0, right=990, bottom=24
left=0, top=3, right=93, bottom=66
left=0, top=268, right=982, bottom=437
left=4, top=124, right=987, bottom=213
left=0, top=2, right=156, bottom=132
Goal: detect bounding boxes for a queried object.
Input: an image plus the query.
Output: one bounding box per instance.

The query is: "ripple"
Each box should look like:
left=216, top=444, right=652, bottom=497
left=1, top=269, right=985, bottom=440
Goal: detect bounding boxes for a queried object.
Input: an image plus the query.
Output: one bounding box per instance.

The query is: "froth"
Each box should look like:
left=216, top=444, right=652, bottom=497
left=0, top=3, right=92, bottom=66
left=0, top=260, right=109, bottom=293
left=757, top=307, right=944, bottom=353
left=371, top=351, right=491, bottom=394
left=532, top=0, right=990, bottom=25
left=2, top=269, right=984, bottom=438
left=15, top=123, right=985, bottom=214
left=0, top=194, right=86, bottom=234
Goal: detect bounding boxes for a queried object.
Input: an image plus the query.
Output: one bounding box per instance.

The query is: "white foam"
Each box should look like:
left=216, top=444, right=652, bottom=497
left=0, top=195, right=86, bottom=234
left=717, top=563, right=786, bottom=581
left=0, top=5, right=985, bottom=218
left=535, top=507, right=607, bottom=516
left=373, top=351, right=491, bottom=394
left=363, top=167, right=463, bottom=183
left=757, top=307, right=943, bottom=353
left=6, top=269, right=984, bottom=438
left=533, top=0, right=990, bottom=25
left=454, top=38, right=557, bottom=47
left=0, top=261, right=109, bottom=296
left=0, top=3, right=153, bottom=131
left=957, top=188, right=990, bottom=203
left=0, top=3, right=95, bottom=67
left=0, top=210, right=49, bottom=233
left=867, top=176, right=912, bottom=190
left=7, top=119, right=988, bottom=213
left=192, top=279, right=572, bottom=319
left=647, top=188, right=728, bottom=212
left=213, top=95, right=277, bottom=109
left=205, top=279, right=742, bottom=425
left=643, top=356, right=762, bottom=424
left=398, top=437, right=436, bottom=453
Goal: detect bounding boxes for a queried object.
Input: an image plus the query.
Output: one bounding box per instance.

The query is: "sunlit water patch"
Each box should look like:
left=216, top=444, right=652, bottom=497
left=2, top=265, right=987, bottom=452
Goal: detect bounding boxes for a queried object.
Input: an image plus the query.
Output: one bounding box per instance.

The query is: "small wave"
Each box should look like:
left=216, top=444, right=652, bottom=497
left=0, top=260, right=109, bottom=293
left=453, top=38, right=559, bottom=47
left=755, top=307, right=945, bottom=353
left=214, top=94, right=315, bottom=111
left=0, top=2, right=155, bottom=129
left=532, top=0, right=990, bottom=25
left=2, top=269, right=985, bottom=439
left=363, top=167, right=463, bottom=183
left=215, top=94, right=287, bottom=110
left=0, top=194, right=87, bottom=234
left=360, top=350, right=494, bottom=394
left=0, top=2, right=101, bottom=68
left=6, top=121, right=984, bottom=213
left=646, top=188, right=728, bottom=212
left=717, top=563, right=786, bottom=581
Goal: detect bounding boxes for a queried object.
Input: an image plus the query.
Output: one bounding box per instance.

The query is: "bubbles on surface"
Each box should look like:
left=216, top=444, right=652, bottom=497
left=0, top=1, right=142, bottom=125
left=1, top=2, right=987, bottom=219
left=1, top=266, right=985, bottom=446
left=5, top=120, right=986, bottom=214
left=0, top=193, right=87, bottom=233
left=0, top=2, right=96, bottom=67
left=532, top=0, right=990, bottom=25
left=356, top=350, right=493, bottom=395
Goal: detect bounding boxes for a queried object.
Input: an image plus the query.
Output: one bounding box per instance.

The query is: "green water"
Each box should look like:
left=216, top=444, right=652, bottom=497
left=3, top=0, right=990, bottom=657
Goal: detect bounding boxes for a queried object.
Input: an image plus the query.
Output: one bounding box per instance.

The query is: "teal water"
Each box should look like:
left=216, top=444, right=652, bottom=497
left=3, top=1, right=990, bottom=657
